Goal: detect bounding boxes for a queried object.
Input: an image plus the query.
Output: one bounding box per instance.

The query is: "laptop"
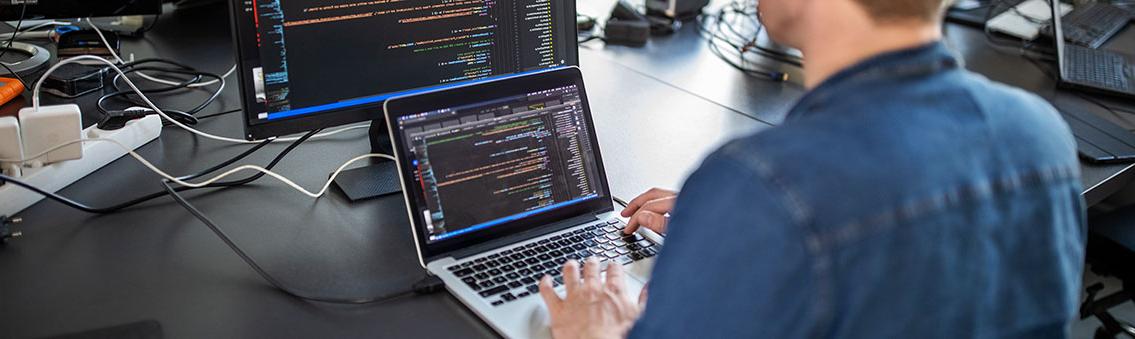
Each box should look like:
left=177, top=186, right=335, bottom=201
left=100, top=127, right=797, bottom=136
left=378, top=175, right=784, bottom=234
left=384, top=67, right=661, bottom=339
left=1050, top=0, right=1135, bottom=99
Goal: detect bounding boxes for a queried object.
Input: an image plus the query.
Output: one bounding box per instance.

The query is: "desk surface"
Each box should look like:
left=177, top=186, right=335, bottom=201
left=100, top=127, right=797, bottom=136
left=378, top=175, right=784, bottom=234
left=2, top=4, right=1134, bottom=338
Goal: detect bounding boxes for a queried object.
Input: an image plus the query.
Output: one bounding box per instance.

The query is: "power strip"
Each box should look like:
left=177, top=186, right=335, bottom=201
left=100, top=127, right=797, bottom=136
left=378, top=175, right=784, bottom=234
left=0, top=115, right=162, bottom=216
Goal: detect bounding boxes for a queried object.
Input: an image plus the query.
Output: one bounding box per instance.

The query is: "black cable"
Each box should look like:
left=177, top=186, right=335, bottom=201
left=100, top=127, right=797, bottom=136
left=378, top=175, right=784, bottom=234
left=88, top=55, right=225, bottom=126
left=196, top=108, right=242, bottom=120
left=160, top=179, right=439, bottom=304
left=0, top=2, right=29, bottom=90
left=693, top=0, right=799, bottom=80
left=0, top=2, right=26, bottom=61
left=613, top=196, right=629, bottom=208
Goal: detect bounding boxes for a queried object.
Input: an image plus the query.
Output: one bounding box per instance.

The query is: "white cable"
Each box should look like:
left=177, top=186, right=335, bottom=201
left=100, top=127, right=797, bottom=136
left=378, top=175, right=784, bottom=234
left=0, top=137, right=398, bottom=199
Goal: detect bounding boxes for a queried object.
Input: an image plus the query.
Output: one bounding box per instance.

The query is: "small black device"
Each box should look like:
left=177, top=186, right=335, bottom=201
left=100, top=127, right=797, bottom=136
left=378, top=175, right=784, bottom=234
left=947, top=0, right=1017, bottom=28
left=42, top=63, right=106, bottom=98
left=605, top=0, right=651, bottom=46
left=1051, top=0, right=1135, bottom=99
left=56, top=30, right=120, bottom=58
left=645, top=0, right=708, bottom=21
left=1044, top=2, right=1131, bottom=49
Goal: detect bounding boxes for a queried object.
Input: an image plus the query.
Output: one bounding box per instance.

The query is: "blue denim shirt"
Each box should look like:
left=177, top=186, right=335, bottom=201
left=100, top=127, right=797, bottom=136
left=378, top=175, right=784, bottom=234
left=629, top=42, right=1086, bottom=338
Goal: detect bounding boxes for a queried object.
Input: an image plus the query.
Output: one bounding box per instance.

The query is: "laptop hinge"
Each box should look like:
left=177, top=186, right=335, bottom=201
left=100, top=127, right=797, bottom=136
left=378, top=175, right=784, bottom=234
left=438, top=214, right=600, bottom=261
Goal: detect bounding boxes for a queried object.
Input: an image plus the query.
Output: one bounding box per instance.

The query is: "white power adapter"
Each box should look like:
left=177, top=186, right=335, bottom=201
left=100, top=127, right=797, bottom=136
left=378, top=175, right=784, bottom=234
left=18, top=104, right=83, bottom=167
left=0, top=116, right=22, bottom=177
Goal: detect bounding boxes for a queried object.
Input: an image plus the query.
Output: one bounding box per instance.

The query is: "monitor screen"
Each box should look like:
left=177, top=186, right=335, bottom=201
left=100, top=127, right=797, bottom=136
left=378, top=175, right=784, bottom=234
left=229, top=0, right=579, bottom=139
left=0, top=1, right=161, bottom=21
left=394, top=84, right=604, bottom=243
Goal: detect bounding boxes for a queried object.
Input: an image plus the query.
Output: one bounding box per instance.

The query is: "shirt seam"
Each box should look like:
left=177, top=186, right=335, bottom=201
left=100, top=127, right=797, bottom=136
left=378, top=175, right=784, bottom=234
left=719, top=143, right=832, bottom=339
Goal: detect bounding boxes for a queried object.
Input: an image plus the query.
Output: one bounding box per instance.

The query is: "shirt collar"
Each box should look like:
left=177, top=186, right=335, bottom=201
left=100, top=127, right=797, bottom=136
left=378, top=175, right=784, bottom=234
left=788, top=41, right=961, bottom=120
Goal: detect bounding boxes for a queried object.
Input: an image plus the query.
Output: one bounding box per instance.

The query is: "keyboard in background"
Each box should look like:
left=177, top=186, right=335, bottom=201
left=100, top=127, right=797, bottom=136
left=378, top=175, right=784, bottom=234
left=1049, top=2, right=1132, bottom=48
left=1059, top=105, right=1135, bottom=164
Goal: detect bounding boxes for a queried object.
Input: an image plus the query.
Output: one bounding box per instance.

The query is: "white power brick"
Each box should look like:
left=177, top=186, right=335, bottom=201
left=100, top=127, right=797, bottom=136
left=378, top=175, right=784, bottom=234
left=0, top=114, right=162, bottom=216
left=0, top=116, right=22, bottom=177
left=19, top=104, right=83, bottom=166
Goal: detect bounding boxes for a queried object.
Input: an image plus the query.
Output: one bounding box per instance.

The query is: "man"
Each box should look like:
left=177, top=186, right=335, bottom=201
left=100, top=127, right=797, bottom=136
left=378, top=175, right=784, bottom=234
left=538, top=0, right=1087, bottom=337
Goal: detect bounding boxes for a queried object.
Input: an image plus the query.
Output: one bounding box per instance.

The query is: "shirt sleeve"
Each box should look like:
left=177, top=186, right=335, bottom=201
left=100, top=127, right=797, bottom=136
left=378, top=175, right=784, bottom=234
left=628, top=151, right=818, bottom=339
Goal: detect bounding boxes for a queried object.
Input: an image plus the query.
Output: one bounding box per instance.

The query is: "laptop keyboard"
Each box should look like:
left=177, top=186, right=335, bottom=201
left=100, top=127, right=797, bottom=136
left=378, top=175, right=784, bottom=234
left=444, top=219, right=659, bottom=307
left=1065, top=45, right=1133, bottom=92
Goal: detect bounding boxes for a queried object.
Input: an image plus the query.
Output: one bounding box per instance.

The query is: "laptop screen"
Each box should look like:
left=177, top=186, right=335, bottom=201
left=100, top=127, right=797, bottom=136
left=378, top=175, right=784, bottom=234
left=393, top=83, right=606, bottom=244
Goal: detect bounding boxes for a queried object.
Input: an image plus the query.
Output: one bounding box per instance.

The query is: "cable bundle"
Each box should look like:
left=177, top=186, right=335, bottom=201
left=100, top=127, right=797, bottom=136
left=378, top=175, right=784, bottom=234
left=695, top=0, right=802, bottom=81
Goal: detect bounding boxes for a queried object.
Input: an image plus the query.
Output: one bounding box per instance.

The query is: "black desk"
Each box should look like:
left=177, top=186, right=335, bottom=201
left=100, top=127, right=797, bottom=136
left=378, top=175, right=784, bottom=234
left=2, top=4, right=1134, bottom=338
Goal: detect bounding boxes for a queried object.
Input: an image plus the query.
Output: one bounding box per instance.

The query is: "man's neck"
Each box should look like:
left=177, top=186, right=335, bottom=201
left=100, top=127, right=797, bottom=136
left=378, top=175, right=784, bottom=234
left=799, top=17, right=943, bottom=89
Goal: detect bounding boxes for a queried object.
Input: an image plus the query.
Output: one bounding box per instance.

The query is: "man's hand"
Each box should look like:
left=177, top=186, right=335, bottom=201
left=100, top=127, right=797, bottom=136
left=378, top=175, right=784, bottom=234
left=621, top=188, right=678, bottom=235
left=539, top=258, right=644, bottom=339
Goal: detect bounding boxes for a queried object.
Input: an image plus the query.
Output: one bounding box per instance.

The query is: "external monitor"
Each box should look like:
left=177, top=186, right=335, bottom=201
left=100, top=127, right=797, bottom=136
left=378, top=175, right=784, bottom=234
left=228, top=0, right=580, bottom=140
left=0, top=1, right=162, bottom=20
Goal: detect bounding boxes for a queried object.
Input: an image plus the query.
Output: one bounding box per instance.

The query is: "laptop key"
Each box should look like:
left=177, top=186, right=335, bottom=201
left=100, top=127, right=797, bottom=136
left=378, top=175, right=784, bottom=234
left=485, top=260, right=500, bottom=268
left=522, top=249, right=538, bottom=257
left=506, top=272, right=520, bottom=280
left=454, top=268, right=474, bottom=277
left=488, top=253, right=500, bottom=259
left=508, top=281, right=523, bottom=288
left=502, top=293, right=517, bottom=301
left=570, top=236, right=584, bottom=242
left=550, top=235, right=562, bottom=241
left=585, top=225, right=597, bottom=231
left=500, top=250, right=513, bottom=255
left=630, top=252, right=644, bottom=261
left=475, top=257, right=487, bottom=263
left=557, top=239, right=572, bottom=246
left=547, top=242, right=561, bottom=250
left=489, top=269, right=502, bottom=276
left=572, top=243, right=587, bottom=251
left=542, top=261, right=557, bottom=269
left=461, top=262, right=474, bottom=268
left=491, top=300, right=504, bottom=306
left=519, top=268, right=532, bottom=275
left=534, top=246, right=549, bottom=252
left=518, top=292, right=530, bottom=298
left=578, top=250, right=593, bottom=258
left=493, top=277, right=508, bottom=284
left=616, top=256, right=633, bottom=265
left=527, top=284, right=540, bottom=293
left=525, top=258, right=540, bottom=265
left=521, top=277, right=536, bottom=284
left=474, top=273, right=489, bottom=280
left=616, top=248, right=630, bottom=255
left=605, top=250, right=619, bottom=258
left=514, top=261, right=528, bottom=268
left=554, top=257, right=567, bottom=264
left=481, top=285, right=508, bottom=297
left=501, top=265, right=515, bottom=272
left=467, top=282, right=482, bottom=291
left=637, top=240, right=653, bottom=248
left=549, top=250, right=564, bottom=257
left=582, top=233, right=596, bottom=239
left=447, top=265, right=460, bottom=271
left=510, top=253, right=525, bottom=260
left=480, top=281, right=496, bottom=289
left=537, top=254, right=552, bottom=261
left=473, top=264, right=487, bottom=271
left=462, top=277, right=476, bottom=284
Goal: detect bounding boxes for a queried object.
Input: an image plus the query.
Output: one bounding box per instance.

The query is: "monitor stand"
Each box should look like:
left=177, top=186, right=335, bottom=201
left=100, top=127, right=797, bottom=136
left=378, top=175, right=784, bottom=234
left=330, top=119, right=403, bottom=202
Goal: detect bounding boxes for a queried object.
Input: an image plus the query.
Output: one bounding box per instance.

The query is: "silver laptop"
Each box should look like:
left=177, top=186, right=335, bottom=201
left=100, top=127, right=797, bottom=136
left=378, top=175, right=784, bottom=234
left=384, top=67, right=660, bottom=339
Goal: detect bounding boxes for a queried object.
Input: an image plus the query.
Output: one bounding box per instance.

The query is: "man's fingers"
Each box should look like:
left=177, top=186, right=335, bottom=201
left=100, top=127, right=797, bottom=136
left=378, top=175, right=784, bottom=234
left=638, top=282, right=649, bottom=308
left=538, top=276, right=561, bottom=316
left=620, top=188, right=676, bottom=217
left=562, top=260, right=581, bottom=292
left=625, top=210, right=666, bottom=235
left=638, top=196, right=677, bottom=215
left=582, top=258, right=601, bottom=289
left=604, top=260, right=625, bottom=294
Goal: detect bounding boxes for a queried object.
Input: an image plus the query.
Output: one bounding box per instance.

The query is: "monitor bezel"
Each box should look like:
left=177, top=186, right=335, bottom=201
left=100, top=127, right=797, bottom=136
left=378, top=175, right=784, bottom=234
left=227, top=0, right=581, bottom=140
left=384, top=67, right=613, bottom=263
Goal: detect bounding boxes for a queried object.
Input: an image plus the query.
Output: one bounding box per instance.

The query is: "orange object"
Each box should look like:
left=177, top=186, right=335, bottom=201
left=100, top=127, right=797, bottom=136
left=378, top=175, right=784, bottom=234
left=0, top=77, right=24, bottom=106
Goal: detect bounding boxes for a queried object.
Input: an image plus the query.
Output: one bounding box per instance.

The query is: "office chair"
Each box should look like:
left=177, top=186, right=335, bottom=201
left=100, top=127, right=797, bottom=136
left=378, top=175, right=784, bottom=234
left=1083, top=208, right=1135, bottom=338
